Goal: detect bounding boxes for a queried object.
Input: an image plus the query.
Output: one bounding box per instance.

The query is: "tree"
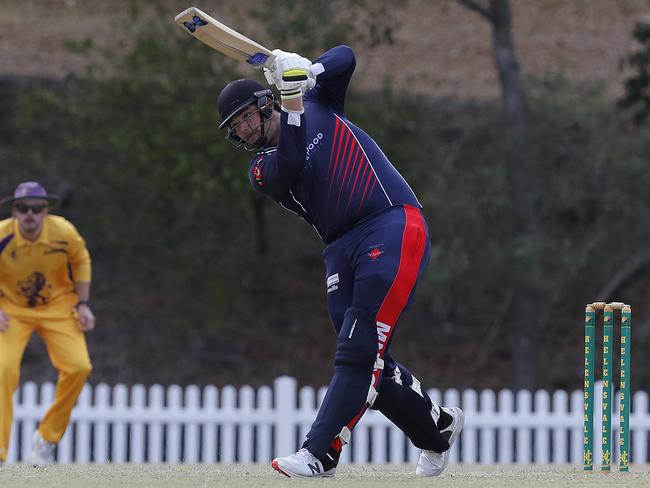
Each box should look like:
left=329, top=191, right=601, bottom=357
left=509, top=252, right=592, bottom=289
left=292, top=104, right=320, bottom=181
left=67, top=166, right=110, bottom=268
left=457, top=0, right=540, bottom=390
left=619, top=19, right=650, bottom=127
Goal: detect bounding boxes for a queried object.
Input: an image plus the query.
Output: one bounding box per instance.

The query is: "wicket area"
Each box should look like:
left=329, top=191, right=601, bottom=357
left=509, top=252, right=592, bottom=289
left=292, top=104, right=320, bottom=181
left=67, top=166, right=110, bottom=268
left=583, top=302, right=631, bottom=472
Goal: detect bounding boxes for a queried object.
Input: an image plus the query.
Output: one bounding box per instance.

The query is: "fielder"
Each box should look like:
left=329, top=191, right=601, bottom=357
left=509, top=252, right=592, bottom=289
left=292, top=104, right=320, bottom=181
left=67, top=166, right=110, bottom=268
left=0, top=182, right=94, bottom=467
left=216, top=45, right=464, bottom=478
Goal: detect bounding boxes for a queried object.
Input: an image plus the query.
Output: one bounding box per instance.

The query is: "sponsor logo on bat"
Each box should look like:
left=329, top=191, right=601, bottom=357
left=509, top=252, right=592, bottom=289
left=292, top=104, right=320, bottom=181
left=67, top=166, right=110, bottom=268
left=246, top=52, right=270, bottom=66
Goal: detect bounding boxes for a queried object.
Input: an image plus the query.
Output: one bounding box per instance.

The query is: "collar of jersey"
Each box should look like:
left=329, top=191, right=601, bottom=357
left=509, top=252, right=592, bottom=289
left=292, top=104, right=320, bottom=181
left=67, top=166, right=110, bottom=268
left=258, top=146, right=277, bottom=155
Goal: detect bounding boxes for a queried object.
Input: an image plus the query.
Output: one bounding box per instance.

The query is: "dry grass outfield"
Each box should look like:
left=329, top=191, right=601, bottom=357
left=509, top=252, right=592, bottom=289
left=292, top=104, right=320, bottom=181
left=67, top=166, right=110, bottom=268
left=1, top=464, right=649, bottom=488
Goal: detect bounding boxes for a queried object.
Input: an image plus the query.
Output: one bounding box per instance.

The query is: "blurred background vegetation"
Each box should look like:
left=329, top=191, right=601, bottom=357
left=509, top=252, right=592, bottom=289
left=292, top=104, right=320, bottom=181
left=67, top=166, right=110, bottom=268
left=2, top=0, right=649, bottom=392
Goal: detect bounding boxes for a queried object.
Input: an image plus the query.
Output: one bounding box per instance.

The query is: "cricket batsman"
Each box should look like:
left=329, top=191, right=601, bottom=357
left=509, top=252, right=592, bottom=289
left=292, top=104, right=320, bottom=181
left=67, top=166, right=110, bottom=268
left=216, top=45, right=464, bottom=478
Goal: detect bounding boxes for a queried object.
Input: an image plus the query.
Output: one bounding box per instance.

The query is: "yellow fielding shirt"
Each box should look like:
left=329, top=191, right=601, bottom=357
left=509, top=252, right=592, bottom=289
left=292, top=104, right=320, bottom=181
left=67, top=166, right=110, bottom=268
left=0, top=215, right=91, bottom=319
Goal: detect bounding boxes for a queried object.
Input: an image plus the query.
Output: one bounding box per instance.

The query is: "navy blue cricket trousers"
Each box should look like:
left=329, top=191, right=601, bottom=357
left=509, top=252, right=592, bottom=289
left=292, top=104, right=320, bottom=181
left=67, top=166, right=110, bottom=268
left=304, top=204, right=439, bottom=460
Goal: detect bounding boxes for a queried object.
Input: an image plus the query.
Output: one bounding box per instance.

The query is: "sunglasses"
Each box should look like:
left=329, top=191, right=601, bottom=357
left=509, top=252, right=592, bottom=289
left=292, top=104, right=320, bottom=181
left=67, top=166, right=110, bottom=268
left=13, top=203, right=47, bottom=214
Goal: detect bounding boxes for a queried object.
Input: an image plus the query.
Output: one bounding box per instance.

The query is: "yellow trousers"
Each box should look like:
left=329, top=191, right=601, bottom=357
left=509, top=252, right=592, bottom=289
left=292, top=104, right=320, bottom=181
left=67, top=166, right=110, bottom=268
left=0, top=312, right=92, bottom=461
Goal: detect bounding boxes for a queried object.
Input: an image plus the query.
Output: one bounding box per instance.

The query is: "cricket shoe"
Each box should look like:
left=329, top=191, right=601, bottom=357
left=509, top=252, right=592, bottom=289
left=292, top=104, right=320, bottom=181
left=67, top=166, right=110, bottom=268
left=416, top=406, right=465, bottom=477
left=271, top=448, right=336, bottom=478
left=28, top=431, right=56, bottom=467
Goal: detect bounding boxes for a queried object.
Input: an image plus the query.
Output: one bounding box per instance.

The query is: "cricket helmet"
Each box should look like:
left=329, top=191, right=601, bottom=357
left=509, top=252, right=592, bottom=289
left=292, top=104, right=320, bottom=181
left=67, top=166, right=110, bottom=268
left=217, top=79, right=274, bottom=128
left=217, top=79, right=275, bottom=151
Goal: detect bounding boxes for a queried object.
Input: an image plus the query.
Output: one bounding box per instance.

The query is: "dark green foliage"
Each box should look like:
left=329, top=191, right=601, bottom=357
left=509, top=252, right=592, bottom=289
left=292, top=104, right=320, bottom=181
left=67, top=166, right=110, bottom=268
left=350, top=78, right=650, bottom=390
left=14, top=3, right=251, bottom=336
left=6, top=3, right=650, bottom=389
left=249, top=0, right=399, bottom=57
left=619, top=21, right=650, bottom=127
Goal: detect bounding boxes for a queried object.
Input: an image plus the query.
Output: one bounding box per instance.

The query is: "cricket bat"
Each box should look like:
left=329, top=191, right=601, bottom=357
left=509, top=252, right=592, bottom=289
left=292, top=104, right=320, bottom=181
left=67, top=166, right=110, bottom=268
left=174, top=7, right=275, bottom=69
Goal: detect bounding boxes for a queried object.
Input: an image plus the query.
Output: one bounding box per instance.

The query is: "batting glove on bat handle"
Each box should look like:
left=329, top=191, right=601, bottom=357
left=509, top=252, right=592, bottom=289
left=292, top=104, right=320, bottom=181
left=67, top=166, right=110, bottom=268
left=264, top=68, right=315, bottom=97
left=279, top=78, right=309, bottom=100
left=278, top=63, right=312, bottom=100
left=266, top=50, right=312, bottom=81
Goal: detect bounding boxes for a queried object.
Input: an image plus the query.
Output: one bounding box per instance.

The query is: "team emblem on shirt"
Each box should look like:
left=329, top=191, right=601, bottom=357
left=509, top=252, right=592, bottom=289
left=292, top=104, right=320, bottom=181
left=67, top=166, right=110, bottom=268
left=17, top=271, right=51, bottom=307
left=368, top=248, right=383, bottom=260
left=252, top=157, right=265, bottom=187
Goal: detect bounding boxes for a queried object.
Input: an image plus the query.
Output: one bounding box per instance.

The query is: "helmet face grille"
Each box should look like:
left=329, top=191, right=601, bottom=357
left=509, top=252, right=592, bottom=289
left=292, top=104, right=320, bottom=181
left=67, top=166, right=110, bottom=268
left=223, top=96, right=275, bottom=151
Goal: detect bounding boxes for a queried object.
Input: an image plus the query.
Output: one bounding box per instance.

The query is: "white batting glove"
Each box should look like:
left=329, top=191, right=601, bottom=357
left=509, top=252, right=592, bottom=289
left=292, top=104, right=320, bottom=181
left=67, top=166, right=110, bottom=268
left=263, top=49, right=315, bottom=98
left=264, top=66, right=308, bottom=99
left=264, top=68, right=316, bottom=97
left=278, top=79, right=309, bottom=100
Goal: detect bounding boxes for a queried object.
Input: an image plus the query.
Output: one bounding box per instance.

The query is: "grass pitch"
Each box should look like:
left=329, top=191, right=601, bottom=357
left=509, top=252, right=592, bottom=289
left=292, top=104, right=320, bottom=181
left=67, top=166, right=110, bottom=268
left=0, top=463, right=648, bottom=487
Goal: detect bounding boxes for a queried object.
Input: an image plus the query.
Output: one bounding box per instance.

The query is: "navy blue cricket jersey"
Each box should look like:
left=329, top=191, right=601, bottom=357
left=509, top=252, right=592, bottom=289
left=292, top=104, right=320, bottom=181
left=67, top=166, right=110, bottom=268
left=248, top=45, right=421, bottom=243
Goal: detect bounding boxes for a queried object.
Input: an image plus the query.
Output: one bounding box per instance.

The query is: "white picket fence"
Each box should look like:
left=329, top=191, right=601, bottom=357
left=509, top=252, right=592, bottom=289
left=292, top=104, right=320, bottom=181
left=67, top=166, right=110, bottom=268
left=8, top=376, right=650, bottom=465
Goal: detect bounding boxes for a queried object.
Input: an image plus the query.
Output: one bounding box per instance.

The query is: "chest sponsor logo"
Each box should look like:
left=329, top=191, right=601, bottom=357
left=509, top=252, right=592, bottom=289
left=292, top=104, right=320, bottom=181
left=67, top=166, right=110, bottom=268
left=305, top=132, right=324, bottom=161
left=44, top=244, right=68, bottom=255
left=326, top=272, right=339, bottom=293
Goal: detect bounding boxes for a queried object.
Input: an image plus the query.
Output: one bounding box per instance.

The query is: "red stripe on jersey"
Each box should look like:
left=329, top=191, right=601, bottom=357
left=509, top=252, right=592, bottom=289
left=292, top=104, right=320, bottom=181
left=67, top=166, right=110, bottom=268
left=327, top=119, right=347, bottom=201
left=328, top=126, right=349, bottom=201
left=340, top=144, right=361, bottom=205
left=327, top=119, right=341, bottom=179
left=369, top=178, right=378, bottom=198
left=344, top=149, right=365, bottom=212
left=327, top=118, right=341, bottom=182
left=336, top=135, right=358, bottom=206
left=356, top=165, right=376, bottom=214
left=348, top=145, right=363, bottom=188
left=335, top=130, right=352, bottom=186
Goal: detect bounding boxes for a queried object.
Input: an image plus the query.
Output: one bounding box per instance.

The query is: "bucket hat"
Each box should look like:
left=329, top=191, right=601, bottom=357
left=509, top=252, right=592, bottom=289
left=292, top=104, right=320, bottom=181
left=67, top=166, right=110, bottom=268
left=0, top=182, right=61, bottom=209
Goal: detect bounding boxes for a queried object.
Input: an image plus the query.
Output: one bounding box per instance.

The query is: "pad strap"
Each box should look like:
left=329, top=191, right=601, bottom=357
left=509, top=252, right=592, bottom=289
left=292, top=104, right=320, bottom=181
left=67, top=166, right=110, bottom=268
left=366, top=356, right=385, bottom=407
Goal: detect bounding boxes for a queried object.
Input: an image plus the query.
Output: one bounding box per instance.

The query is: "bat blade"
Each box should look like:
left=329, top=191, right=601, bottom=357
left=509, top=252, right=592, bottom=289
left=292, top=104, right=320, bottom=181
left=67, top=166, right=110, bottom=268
left=174, top=7, right=275, bottom=69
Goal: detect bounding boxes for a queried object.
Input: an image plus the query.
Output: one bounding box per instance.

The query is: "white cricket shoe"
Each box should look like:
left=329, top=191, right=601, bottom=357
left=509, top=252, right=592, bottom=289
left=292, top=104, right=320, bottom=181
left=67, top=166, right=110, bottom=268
left=271, top=448, right=336, bottom=478
left=28, top=431, right=56, bottom=467
left=416, top=406, right=465, bottom=477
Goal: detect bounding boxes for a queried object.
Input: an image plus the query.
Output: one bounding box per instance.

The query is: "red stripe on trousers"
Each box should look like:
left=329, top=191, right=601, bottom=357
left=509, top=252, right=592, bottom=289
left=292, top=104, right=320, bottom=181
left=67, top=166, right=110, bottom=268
left=375, top=205, right=426, bottom=330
